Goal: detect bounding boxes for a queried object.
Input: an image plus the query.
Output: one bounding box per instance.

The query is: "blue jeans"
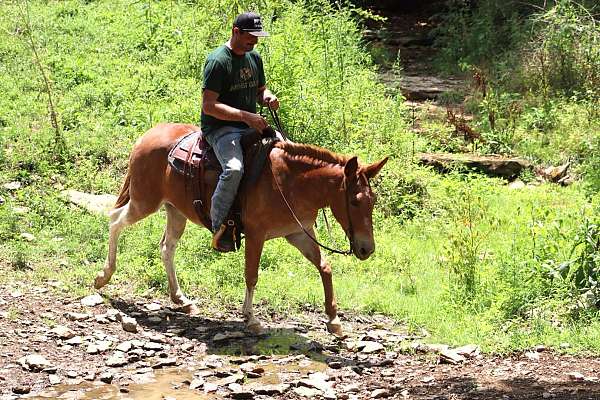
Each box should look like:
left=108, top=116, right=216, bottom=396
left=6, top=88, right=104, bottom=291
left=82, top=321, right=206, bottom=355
left=204, top=126, right=252, bottom=232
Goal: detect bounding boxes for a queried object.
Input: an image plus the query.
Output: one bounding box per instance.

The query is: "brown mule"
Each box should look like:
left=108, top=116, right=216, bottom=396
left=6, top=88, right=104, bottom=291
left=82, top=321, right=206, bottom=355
left=95, top=123, right=387, bottom=335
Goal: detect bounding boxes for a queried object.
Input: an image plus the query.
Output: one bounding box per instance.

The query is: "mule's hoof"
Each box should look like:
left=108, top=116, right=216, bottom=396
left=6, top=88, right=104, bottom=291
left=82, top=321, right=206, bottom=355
left=326, top=321, right=344, bottom=337
left=247, top=321, right=263, bottom=335
left=180, top=303, right=200, bottom=315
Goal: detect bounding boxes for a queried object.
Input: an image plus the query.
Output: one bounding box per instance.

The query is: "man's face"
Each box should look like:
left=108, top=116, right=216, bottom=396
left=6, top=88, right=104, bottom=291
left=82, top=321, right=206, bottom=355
left=234, top=28, right=259, bottom=52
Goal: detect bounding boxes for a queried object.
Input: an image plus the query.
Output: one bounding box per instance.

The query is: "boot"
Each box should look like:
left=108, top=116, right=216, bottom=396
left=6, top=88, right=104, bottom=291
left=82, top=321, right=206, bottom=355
left=211, top=221, right=236, bottom=253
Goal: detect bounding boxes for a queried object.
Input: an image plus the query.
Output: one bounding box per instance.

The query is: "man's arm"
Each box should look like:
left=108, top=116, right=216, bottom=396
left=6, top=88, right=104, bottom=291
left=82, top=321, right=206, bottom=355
left=202, top=89, right=268, bottom=132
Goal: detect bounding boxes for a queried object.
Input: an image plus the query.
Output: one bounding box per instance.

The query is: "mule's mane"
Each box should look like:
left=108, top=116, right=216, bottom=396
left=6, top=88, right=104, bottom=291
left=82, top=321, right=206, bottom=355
left=274, top=141, right=349, bottom=166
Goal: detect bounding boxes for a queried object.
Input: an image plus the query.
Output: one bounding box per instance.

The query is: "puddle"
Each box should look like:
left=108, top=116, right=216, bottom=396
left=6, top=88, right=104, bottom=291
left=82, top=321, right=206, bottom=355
left=26, top=328, right=330, bottom=399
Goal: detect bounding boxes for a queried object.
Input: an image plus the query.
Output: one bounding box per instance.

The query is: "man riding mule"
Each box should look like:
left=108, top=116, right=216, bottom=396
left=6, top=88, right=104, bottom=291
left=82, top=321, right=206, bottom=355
left=94, top=120, right=387, bottom=335
left=202, top=12, right=279, bottom=252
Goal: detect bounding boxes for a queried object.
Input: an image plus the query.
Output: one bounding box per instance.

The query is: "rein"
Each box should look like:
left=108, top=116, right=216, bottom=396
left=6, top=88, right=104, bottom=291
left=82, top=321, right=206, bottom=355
left=267, top=156, right=355, bottom=257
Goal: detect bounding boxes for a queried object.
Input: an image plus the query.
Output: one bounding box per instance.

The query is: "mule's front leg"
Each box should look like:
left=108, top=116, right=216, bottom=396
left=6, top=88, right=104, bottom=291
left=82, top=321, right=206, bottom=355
left=285, top=231, right=343, bottom=336
left=243, top=236, right=265, bottom=334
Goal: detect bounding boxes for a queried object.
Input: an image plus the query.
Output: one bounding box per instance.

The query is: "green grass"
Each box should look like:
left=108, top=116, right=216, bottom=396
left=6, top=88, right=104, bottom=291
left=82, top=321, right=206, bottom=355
left=1, top=0, right=599, bottom=354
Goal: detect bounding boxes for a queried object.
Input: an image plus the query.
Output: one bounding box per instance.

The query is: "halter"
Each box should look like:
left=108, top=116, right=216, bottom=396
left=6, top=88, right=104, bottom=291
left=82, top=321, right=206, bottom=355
left=268, top=157, right=356, bottom=256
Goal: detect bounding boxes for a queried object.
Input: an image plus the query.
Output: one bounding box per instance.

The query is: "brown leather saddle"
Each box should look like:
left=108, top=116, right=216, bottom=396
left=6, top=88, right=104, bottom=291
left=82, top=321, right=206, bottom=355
left=167, top=127, right=278, bottom=250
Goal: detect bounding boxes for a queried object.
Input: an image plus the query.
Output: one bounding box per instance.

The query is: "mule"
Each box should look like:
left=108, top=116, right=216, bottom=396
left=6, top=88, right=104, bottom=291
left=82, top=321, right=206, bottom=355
left=95, top=123, right=387, bottom=335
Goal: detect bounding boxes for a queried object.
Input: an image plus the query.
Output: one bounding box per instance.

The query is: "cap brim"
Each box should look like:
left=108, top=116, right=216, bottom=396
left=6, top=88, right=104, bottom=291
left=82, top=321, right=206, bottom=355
left=247, top=31, right=269, bottom=37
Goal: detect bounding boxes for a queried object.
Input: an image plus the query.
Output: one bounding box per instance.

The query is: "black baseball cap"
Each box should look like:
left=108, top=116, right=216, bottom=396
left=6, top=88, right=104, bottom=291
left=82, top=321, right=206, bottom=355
left=233, top=12, right=269, bottom=37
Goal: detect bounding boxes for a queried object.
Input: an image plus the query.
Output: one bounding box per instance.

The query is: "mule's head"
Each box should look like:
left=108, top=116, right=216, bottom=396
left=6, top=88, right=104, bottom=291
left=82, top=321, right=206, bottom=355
left=331, top=156, right=388, bottom=260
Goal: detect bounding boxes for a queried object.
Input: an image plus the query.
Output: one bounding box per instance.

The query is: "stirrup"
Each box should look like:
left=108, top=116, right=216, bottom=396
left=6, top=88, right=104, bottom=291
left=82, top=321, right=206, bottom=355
left=211, top=221, right=237, bottom=253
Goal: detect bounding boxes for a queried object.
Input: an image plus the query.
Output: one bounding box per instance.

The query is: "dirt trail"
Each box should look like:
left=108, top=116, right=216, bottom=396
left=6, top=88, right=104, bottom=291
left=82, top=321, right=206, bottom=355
left=2, top=283, right=600, bottom=400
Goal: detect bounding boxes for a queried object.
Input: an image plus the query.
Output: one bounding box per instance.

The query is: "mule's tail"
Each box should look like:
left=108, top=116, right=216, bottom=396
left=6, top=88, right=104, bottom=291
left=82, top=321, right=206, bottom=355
left=114, top=169, right=131, bottom=209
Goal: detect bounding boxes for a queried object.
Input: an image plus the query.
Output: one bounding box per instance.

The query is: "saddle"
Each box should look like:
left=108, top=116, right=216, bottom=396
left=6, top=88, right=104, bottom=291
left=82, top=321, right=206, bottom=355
left=167, top=127, right=278, bottom=250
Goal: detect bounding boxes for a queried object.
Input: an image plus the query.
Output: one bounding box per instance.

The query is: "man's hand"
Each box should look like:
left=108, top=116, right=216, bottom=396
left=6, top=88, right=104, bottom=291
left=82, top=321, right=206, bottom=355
left=263, top=94, right=279, bottom=110
left=244, top=112, right=269, bottom=132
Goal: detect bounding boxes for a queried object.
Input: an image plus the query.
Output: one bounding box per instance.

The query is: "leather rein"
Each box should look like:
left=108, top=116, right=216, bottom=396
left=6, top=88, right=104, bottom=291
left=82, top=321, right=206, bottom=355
left=266, top=105, right=355, bottom=256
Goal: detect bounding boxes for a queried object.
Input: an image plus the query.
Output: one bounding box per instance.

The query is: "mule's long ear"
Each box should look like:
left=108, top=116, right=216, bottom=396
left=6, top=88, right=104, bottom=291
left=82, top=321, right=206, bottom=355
left=344, top=156, right=359, bottom=178
left=364, top=157, right=389, bottom=179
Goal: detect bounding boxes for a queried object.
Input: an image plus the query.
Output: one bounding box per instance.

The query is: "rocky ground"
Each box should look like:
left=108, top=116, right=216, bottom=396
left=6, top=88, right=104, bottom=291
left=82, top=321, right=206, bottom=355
left=2, top=283, right=600, bottom=400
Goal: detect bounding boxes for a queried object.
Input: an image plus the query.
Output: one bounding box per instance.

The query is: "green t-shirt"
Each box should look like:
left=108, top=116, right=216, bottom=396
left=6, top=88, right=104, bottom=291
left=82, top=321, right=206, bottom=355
left=201, top=45, right=266, bottom=136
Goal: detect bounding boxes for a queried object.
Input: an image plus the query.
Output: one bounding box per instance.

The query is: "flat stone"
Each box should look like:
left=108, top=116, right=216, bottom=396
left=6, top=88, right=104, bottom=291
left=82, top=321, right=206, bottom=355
left=3, top=181, right=21, bottom=190
left=95, top=340, right=113, bottom=352
left=80, top=294, right=104, bottom=307
left=99, top=372, right=113, bottom=383
left=66, top=312, right=91, bottom=321
left=204, top=382, right=219, bottom=393
left=65, top=336, right=83, bottom=346
left=371, top=388, right=390, bottom=398
left=151, top=357, right=177, bottom=369
left=106, top=353, right=128, bottom=367
left=63, top=190, right=117, bottom=216
left=116, top=341, right=133, bottom=353
left=66, top=370, right=79, bottom=378
left=190, top=377, right=205, bottom=390
left=12, top=385, right=30, bottom=394
left=145, top=303, right=162, bottom=312
left=49, top=374, right=61, bottom=385
left=252, top=383, right=290, bottom=395
left=214, top=373, right=244, bottom=386
left=49, top=325, right=76, bottom=339
left=293, top=386, right=321, bottom=398
left=121, top=316, right=138, bottom=333
left=357, top=341, right=384, bottom=354
left=18, top=354, right=54, bottom=372
left=143, top=341, right=163, bottom=351
left=20, top=233, right=35, bottom=241
left=439, top=349, right=466, bottom=365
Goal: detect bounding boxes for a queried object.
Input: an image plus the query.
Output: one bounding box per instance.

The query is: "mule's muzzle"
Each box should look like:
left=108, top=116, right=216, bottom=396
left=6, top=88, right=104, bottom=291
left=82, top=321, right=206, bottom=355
left=353, top=238, right=374, bottom=260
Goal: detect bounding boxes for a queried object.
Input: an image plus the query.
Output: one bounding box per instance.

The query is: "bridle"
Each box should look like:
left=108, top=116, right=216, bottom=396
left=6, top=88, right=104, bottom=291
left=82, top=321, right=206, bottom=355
left=268, top=159, right=356, bottom=256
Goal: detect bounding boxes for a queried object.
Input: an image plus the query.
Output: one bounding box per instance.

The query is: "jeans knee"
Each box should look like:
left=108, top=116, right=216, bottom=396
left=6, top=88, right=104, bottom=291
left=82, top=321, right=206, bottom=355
left=223, top=167, right=243, bottom=183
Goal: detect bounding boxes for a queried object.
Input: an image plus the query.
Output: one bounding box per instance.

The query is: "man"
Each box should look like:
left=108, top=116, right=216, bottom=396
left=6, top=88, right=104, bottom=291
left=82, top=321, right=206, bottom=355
left=201, top=12, right=279, bottom=252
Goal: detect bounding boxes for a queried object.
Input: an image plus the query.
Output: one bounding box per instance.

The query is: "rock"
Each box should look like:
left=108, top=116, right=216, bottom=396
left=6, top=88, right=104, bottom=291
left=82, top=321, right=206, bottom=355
left=454, top=344, right=480, bottom=358
left=252, top=383, right=290, bottom=395
left=0, top=196, right=4, bottom=205
left=439, top=349, right=466, bottom=364
left=49, top=374, right=61, bottom=385
left=18, top=354, right=54, bottom=372
left=65, top=336, right=83, bottom=345
left=420, top=376, right=434, bottom=384
left=20, top=233, right=35, bottom=241
left=12, top=385, right=30, bottom=394
left=49, top=325, right=76, bottom=339
left=412, top=343, right=449, bottom=354
left=293, top=386, right=321, bottom=398
left=106, top=353, right=128, bottom=367
left=568, top=371, right=585, bottom=381
left=543, top=392, right=555, bottom=398
left=524, top=352, right=540, bottom=361
left=66, top=370, right=79, bottom=378
left=4, top=181, right=21, bottom=190
left=508, top=179, right=526, bottom=189
left=143, top=341, right=163, bottom=351
left=299, top=372, right=333, bottom=392
left=121, top=316, right=138, bottom=333
left=10, top=290, right=23, bottom=298
left=228, top=384, right=255, bottom=399
left=371, top=388, right=390, bottom=398
left=147, top=316, right=162, bottom=325
left=357, top=341, right=384, bottom=354
left=190, top=377, right=205, bottom=390
left=181, top=343, right=194, bottom=352
left=99, top=372, right=114, bottom=383
left=95, top=340, right=113, bottom=352
left=204, top=382, right=219, bottom=393
left=66, top=312, right=91, bottom=321
left=63, top=190, right=117, bottom=216
left=327, top=360, right=343, bottom=369
left=152, top=357, right=177, bottom=369
left=116, top=341, right=133, bottom=353
left=145, top=303, right=162, bottom=311
left=81, top=294, right=104, bottom=307
left=214, top=373, right=245, bottom=386
left=538, top=162, right=570, bottom=183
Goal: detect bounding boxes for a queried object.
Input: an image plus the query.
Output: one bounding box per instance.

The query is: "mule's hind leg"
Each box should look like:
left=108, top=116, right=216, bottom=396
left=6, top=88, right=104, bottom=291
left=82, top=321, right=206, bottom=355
left=95, top=202, right=150, bottom=289
left=285, top=229, right=343, bottom=336
left=160, top=204, right=198, bottom=315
